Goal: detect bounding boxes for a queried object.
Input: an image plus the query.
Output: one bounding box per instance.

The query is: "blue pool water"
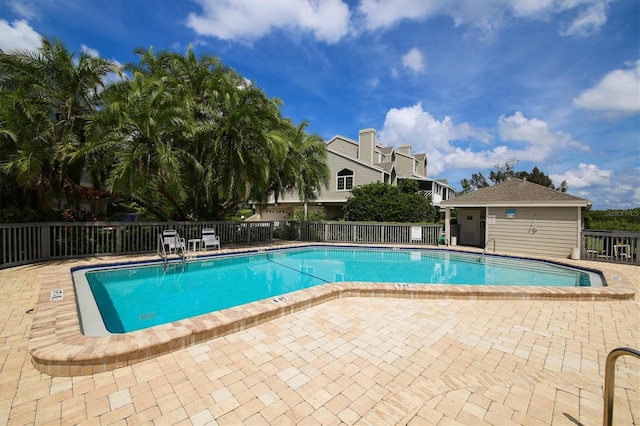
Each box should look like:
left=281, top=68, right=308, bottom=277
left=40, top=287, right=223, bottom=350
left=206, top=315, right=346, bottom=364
left=80, top=247, right=601, bottom=334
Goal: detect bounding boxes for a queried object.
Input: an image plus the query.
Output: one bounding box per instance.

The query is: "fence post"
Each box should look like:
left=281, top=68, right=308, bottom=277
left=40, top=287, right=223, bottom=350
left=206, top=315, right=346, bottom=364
left=115, top=226, right=123, bottom=254
left=40, top=223, right=50, bottom=260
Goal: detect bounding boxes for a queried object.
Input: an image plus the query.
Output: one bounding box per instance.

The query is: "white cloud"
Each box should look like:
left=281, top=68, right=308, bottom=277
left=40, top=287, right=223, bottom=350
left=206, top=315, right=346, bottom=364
left=378, top=104, right=593, bottom=178
left=357, top=0, right=609, bottom=37
left=551, top=165, right=639, bottom=208
left=401, top=47, right=425, bottom=74
left=498, top=111, right=588, bottom=150
left=550, top=163, right=613, bottom=188
left=186, top=0, right=350, bottom=44
left=573, top=60, right=640, bottom=113
left=509, top=0, right=556, bottom=17
left=378, top=102, right=499, bottom=175
left=81, top=45, right=100, bottom=57
left=559, top=1, right=608, bottom=37
left=380, top=102, right=491, bottom=149
left=8, top=0, right=38, bottom=20
left=0, top=19, right=41, bottom=52
left=183, top=0, right=610, bottom=44
left=356, top=0, right=439, bottom=31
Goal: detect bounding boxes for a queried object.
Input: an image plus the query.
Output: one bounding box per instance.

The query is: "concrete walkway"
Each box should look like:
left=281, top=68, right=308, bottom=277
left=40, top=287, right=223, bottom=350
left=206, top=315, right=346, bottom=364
left=1, top=246, right=638, bottom=425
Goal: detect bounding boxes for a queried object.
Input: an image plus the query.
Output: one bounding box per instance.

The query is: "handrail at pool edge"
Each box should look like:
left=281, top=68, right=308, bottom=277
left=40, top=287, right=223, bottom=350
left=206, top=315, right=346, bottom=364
left=603, top=347, right=640, bottom=426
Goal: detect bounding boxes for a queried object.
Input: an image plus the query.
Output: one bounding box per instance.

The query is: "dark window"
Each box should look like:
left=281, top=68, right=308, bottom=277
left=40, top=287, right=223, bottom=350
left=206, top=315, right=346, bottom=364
left=337, top=168, right=354, bottom=191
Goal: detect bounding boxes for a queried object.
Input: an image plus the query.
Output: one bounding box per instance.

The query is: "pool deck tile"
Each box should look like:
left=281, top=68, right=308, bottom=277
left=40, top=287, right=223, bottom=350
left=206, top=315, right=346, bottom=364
left=0, top=242, right=639, bottom=425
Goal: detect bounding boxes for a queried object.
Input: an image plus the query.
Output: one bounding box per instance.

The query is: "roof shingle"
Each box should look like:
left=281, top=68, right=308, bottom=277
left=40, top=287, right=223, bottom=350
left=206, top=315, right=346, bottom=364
left=441, top=178, right=590, bottom=206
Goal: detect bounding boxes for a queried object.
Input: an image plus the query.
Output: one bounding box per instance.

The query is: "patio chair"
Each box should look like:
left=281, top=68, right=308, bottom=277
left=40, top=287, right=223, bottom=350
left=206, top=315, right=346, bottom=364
left=614, top=244, right=631, bottom=260
left=201, top=228, right=221, bottom=250
left=162, top=229, right=186, bottom=254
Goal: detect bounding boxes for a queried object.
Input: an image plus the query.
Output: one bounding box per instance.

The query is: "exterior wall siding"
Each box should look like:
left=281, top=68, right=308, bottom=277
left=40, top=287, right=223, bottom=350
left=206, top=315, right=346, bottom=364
left=264, top=154, right=384, bottom=206
left=486, top=206, right=580, bottom=258
left=394, top=153, right=414, bottom=177
left=326, top=138, right=358, bottom=157
left=324, top=155, right=384, bottom=201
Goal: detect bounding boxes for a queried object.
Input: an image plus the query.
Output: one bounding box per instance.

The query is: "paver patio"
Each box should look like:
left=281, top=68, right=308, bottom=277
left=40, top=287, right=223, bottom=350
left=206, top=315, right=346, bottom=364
left=1, top=245, right=638, bottom=425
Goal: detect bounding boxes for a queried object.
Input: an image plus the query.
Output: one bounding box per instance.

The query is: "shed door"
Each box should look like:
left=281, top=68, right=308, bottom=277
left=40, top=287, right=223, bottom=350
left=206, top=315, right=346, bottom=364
left=461, top=209, right=482, bottom=247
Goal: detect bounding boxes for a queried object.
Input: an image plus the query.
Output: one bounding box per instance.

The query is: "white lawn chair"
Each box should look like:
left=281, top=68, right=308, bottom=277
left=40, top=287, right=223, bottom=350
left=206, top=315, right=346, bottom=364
left=162, top=229, right=186, bottom=254
left=201, top=228, right=220, bottom=250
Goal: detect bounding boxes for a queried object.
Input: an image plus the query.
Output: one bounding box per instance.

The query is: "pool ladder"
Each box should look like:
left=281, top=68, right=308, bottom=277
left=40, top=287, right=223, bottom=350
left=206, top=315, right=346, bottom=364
left=158, top=234, right=186, bottom=269
left=478, top=239, right=496, bottom=262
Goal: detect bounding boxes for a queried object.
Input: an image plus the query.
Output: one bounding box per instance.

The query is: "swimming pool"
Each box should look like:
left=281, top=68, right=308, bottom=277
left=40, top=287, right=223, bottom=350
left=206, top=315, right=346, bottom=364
left=74, top=247, right=604, bottom=336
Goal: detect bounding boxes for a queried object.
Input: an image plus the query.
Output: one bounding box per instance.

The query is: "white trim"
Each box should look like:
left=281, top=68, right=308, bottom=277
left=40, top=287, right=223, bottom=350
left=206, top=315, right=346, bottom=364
left=336, top=168, right=354, bottom=192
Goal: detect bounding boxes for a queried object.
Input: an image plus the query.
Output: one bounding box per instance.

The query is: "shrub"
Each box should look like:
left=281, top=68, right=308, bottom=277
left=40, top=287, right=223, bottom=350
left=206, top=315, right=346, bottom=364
left=343, top=182, right=436, bottom=223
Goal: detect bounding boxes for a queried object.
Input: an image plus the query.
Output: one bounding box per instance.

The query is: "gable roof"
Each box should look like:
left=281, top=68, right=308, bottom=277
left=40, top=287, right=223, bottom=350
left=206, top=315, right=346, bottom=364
left=441, top=178, right=590, bottom=207
left=326, top=147, right=390, bottom=175
left=375, top=161, right=395, bottom=172
left=379, top=147, right=394, bottom=155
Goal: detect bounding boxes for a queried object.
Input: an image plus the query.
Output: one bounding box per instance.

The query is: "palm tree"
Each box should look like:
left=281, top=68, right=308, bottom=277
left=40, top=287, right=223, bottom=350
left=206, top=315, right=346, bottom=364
left=204, top=71, right=285, bottom=219
left=0, top=37, right=121, bottom=210
left=267, top=120, right=329, bottom=220
left=90, top=69, right=198, bottom=220
left=88, top=46, right=291, bottom=220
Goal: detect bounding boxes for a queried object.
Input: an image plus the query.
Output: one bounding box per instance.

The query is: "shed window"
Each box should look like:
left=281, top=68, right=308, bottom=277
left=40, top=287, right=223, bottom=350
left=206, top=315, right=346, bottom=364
left=337, top=168, right=354, bottom=191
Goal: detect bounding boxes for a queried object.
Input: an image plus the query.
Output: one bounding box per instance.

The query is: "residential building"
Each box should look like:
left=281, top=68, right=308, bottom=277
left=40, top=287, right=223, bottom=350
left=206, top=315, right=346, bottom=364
left=254, top=128, right=456, bottom=222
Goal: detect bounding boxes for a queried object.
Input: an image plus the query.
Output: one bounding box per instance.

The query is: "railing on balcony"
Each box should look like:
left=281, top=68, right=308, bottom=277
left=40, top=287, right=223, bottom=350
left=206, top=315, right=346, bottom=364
left=581, top=230, right=640, bottom=265
left=0, top=221, right=274, bottom=269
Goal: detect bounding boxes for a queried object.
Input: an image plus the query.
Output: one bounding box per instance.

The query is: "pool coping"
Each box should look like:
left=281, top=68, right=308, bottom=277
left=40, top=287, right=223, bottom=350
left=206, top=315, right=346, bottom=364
left=27, top=242, right=637, bottom=377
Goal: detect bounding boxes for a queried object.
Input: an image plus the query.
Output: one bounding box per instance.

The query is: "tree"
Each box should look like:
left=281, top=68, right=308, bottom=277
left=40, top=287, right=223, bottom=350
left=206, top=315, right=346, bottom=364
left=0, top=37, right=121, bottom=210
left=2, top=42, right=330, bottom=221
left=266, top=120, right=329, bottom=220
left=86, top=46, right=327, bottom=220
left=344, top=182, right=436, bottom=222
left=460, top=172, right=489, bottom=193
left=460, top=158, right=568, bottom=193
left=526, top=166, right=568, bottom=192
left=488, top=157, right=520, bottom=184
left=89, top=68, right=198, bottom=220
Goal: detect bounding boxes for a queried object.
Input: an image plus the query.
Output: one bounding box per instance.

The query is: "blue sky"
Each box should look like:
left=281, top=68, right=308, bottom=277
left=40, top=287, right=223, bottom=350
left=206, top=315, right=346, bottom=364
left=1, top=0, right=638, bottom=210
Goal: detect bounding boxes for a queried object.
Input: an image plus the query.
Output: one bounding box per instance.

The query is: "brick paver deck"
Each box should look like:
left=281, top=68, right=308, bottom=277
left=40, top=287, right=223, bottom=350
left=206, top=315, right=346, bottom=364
left=1, top=244, right=638, bottom=425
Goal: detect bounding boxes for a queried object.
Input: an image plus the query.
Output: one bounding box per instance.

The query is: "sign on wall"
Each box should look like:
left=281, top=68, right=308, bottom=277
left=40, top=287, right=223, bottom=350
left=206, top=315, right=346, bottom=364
left=505, top=209, right=516, bottom=219
left=488, top=215, right=496, bottom=225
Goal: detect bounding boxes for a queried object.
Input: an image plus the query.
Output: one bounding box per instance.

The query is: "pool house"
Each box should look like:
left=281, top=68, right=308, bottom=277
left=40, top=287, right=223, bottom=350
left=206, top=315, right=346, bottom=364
left=440, top=178, right=592, bottom=259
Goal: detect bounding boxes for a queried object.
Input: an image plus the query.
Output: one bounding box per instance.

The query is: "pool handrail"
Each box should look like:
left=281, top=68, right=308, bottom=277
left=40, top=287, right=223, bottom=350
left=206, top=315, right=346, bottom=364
left=603, top=346, right=640, bottom=426
left=478, top=239, right=496, bottom=262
